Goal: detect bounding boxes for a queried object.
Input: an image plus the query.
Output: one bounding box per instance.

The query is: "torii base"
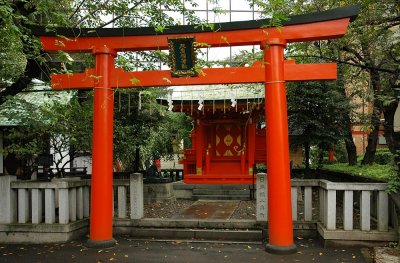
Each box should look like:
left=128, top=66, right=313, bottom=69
left=85, top=238, right=117, bottom=249
left=265, top=243, right=297, bottom=255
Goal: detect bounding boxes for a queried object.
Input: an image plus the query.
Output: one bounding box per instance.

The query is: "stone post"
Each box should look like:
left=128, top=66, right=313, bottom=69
left=0, top=175, right=17, bottom=223
left=45, top=188, right=56, bottom=224
left=291, top=187, right=298, bottom=221
left=118, top=186, right=127, bottom=219
left=77, top=186, right=84, bottom=220
left=32, top=188, right=43, bottom=224
left=69, top=187, right=77, bottom=222
left=256, top=173, right=268, bottom=221
left=59, top=188, right=69, bottom=224
left=18, top=188, right=29, bottom=223
left=130, top=173, right=143, bottom=219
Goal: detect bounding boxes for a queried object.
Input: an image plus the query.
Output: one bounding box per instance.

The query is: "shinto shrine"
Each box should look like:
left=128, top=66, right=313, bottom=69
left=33, top=5, right=359, bottom=253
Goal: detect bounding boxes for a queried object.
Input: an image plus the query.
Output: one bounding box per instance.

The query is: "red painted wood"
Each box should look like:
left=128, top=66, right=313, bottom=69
left=50, top=62, right=337, bottom=89
left=247, top=121, right=256, bottom=175
left=195, top=122, right=203, bottom=175
left=39, top=18, right=350, bottom=52
left=263, top=38, right=294, bottom=248
left=90, top=47, right=115, bottom=243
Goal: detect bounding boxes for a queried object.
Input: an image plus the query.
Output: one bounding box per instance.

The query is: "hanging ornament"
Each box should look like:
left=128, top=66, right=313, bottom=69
left=180, top=92, right=183, bottom=113
left=138, top=91, right=142, bottom=111
left=231, top=99, right=236, bottom=108
left=167, top=90, right=173, bottom=111
left=198, top=99, right=204, bottom=111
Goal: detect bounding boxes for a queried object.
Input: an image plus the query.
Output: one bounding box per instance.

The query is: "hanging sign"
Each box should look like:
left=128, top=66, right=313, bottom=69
left=168, top=36, right=198, bottom=77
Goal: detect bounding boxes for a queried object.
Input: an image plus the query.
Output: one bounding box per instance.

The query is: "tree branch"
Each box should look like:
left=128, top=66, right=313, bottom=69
left=341, top=45, right=365, bottom=64
left=72, top=0, right=110, bottom=27
left=97, top=0, right=147, bottom=28
left=286, top=54, right=396, bottom=74
left=69, top=0, right=87, bottom=20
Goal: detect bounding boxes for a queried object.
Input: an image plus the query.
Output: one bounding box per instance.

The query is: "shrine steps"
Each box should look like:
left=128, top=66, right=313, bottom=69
left=192, top=189, right=250, bottom=200
left=173, top=182, right=252, bottom=200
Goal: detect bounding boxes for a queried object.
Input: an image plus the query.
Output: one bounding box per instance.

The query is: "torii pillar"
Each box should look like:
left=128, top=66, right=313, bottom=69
left=86, top=46, right=116, bottom=247
left=263, top=38, right=296, bottom=253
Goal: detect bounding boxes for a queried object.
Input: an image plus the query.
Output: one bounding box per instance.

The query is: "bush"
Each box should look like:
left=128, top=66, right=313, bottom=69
left=333, top=141, right=348, bottom=163
left=374, top=148, right=393, bottom=165
left=322, top=162, right=395, bottom=180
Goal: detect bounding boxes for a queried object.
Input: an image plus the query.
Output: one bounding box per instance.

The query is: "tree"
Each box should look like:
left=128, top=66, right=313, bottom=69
left=113, top=89, right=192, bottom=171
left=2, top=89, right=92, bottom=175
left=287, top=81, right=349, bottom=170
left=256, top=1, right=398, bottom=168
left=0, top=0, right=203, bottom=173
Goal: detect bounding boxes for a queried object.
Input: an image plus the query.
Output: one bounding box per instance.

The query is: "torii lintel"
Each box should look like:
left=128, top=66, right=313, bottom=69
left=50, top=61, right=337, bottom=89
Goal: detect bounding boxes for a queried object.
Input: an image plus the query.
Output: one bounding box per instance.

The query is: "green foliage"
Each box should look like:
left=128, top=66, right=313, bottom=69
left=3, top=91, right=92, bottom=172
left=113, top=89, right=192, bottom=171
left=287, top=81, right=349, bottom=148
left=0, top=2, right=26, bottom=88
left=374, top=148, right=393, bottom=165
left=251, top=0, right=290, bottom=27
left=387, top=171, right=400, bottom=193
left=333, top=142, right=350, bottom=163
left=323, top=163, right=395, bottom=181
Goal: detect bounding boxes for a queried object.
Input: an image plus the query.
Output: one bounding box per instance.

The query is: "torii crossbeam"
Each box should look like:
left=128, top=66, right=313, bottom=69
left=33, top=5, right=359, bottom=254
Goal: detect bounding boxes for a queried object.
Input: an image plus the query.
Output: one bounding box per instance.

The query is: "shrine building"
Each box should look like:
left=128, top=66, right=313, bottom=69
left=162, top=85, right=302, bottom=184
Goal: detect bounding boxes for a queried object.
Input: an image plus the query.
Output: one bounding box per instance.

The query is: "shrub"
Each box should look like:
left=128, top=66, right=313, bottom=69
left=374, top=148, right=393, bottom=165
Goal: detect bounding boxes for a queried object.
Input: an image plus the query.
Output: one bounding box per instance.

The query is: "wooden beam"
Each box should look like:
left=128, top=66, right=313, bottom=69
left=40, top=18, right=350, bottom=52
left=51, top=62, right=337, bottom=89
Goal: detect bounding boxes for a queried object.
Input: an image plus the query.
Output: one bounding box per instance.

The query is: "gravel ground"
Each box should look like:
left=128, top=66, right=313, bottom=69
left=144, top=199, right=195, bottom=218
left=230, top=200, right=256, bottom=220
left=144, top=199, right=256, bottom=219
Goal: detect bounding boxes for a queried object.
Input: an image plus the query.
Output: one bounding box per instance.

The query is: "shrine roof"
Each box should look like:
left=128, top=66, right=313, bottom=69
left=30, top=5, right=359, bottom=37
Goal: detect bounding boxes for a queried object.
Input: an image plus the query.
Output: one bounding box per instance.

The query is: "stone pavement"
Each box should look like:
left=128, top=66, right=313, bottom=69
left=0, top=236, right=369, bottom=263
left=0, top=200, right=375, bottom=262
left=172, top=200, right=239, bottom=220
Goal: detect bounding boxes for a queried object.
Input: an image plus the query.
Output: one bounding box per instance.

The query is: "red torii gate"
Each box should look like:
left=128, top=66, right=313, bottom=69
left=34, top=5, right=359, bottom=253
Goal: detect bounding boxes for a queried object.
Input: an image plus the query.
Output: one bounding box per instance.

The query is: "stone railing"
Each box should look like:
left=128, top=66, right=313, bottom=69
left=0, top=176, right=90, bottom=225
left=113, top=174, right=144, bottom=219
left=0, top=173, right=144, bottom=226
left=256, top=175, right=319, bottom=222
left=256, top=173, right=398, bottom=241
left=318, top=180, right=389, bottom=231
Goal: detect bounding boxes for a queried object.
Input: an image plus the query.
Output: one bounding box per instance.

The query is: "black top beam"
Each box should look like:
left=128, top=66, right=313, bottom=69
left=31, top=5, right=359, bottom=37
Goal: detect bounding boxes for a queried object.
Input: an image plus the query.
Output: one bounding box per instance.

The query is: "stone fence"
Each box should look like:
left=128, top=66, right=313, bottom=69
left=256, top=173, right=399, bottom=242
left=0, top=173, right=398, bottom=244
left=0, top=174, right=143, bottom=243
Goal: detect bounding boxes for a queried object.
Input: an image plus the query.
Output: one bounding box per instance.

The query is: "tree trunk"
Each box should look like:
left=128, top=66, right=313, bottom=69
left=382, top=100, right=398, bottom=154
left=360, top=44, right=383, bottom=165
left=337, top=61, right=357, bottom=166
left=0, top=60, right=37, bottom=105
left=344, top=126, right=357, bottom=166
left=134, top=146, right=140, bottom=172
left=304, top=142, right=310, bottom=171
left=361, top=119, right=380, bottom=165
